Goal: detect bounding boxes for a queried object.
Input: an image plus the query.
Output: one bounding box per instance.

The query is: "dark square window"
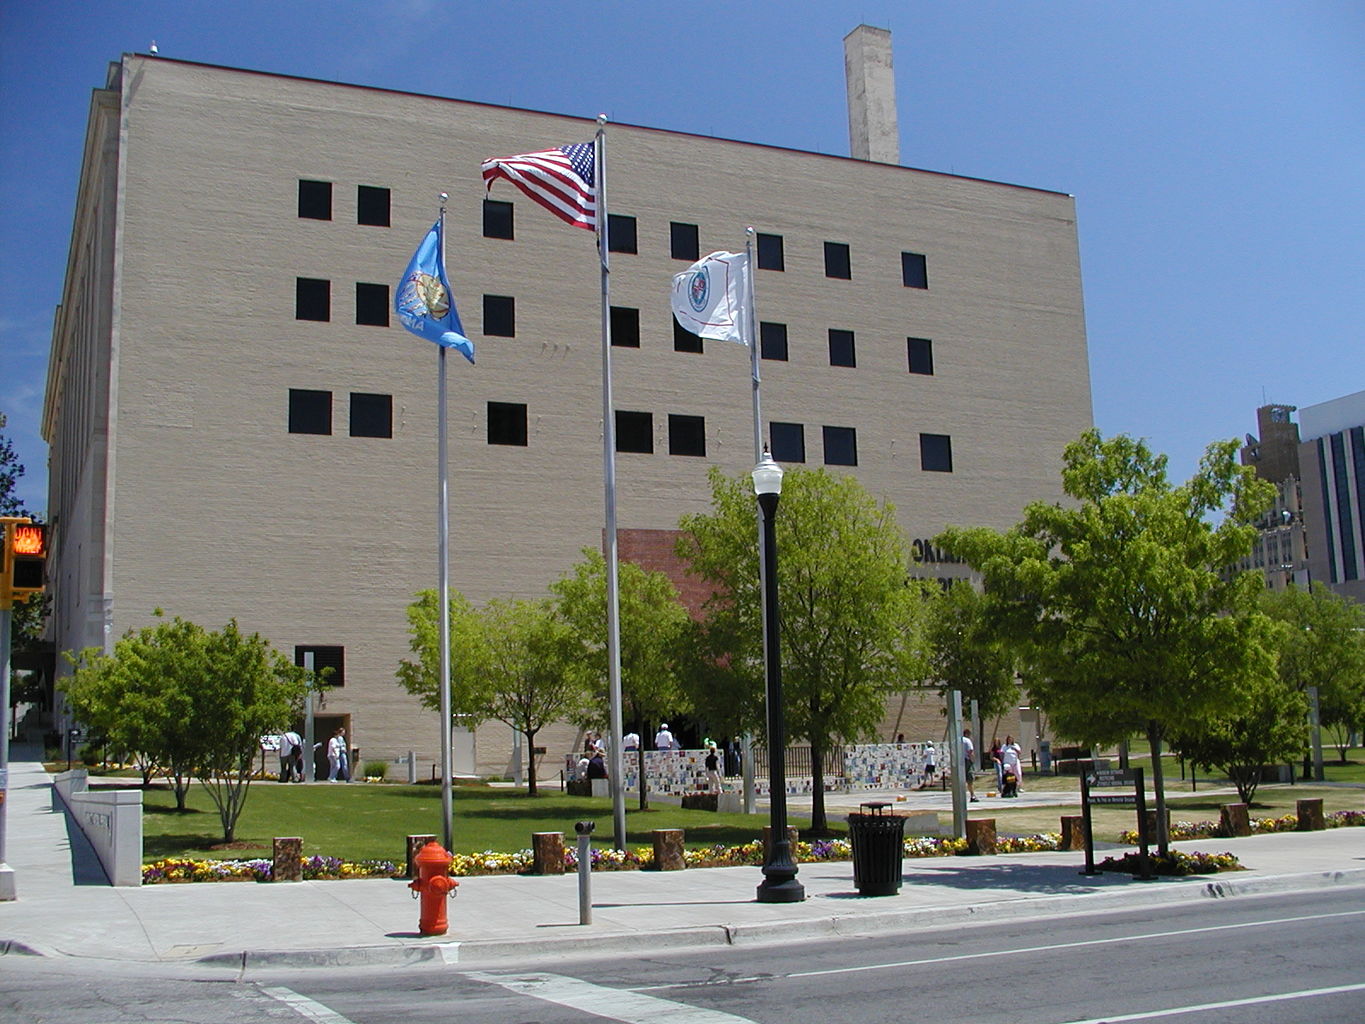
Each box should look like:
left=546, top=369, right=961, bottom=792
left=610, top=306, right=640, bottom=347
left=357, top=185, right=391, bottom=226
left=615, top=410, right=653, bottom=453
left=483, top=199, right=514, bottom=239
left=760, top=321, right=788, bottom=361
left=828, top=329, right=856, bottom=367
left=288, top=388, right=332, bottom=435
left=756, top=232, right=785, bottom=271
left=668, top=414, right=706, bottom=457
left=769, top=422, right=806, bottom=464
left=908, top=337, right=934, bottom=375
left=670, top=222, right=700, bottom=261
left=488, top=401, right=528, bottom=446
left=295, top=645, right=344, bottom=687
left=824, top=241, right=851, bottom=279
left=607, top=214, right=637, bottom=254
left=355, top=283, right=389, bottom=327
left=349, top=392, right=392, bottom=438
left=673, top=321, right=703, bottom=353
left=296, top=277, right=330, bottom=321
left=298, top=179, right=332, bottom=220
left=902, top=251, right=928, bottom=289
left=920, top=433, right=953, bottom=472
left=483, top=295, right=515, bottom=337
left=823, top=425, right=858, bottom=466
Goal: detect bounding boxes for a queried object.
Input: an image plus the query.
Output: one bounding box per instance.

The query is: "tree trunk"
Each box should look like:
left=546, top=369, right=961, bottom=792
left=637, top=744, right=648, bottom=810
left=1145, top=720, right=1170, bottom=857
left=810, top=740, right=828, bottom=834
left=525, top=727, right=538, bottom=796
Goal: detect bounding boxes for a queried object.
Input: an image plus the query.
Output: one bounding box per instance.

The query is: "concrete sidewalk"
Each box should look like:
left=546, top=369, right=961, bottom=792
left=2, top=748, right=1362, bottom=969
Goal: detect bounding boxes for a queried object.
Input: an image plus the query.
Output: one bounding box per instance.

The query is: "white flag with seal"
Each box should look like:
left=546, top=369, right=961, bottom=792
left=671, top=251, right=749, bottom=344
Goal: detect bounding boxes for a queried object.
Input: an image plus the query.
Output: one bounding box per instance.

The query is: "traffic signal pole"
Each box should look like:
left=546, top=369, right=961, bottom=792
left=1, top=603, right=14, bottom=899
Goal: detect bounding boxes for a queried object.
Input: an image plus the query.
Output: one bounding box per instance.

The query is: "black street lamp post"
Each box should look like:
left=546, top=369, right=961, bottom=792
left=753, top=453, right=805, bottom=903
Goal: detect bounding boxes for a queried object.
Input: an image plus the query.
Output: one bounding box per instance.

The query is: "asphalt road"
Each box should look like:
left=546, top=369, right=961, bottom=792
left=5, top=888, right=1364, bottom=1023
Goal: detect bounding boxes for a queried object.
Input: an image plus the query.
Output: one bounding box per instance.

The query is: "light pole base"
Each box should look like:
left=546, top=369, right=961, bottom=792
left=0, top=863, right=16, bottom=901
left=756, top=862, right=805, bottom=903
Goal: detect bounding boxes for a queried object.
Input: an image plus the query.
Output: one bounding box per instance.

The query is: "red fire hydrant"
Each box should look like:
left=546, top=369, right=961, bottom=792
left=408, top=841, right=458, bottom=935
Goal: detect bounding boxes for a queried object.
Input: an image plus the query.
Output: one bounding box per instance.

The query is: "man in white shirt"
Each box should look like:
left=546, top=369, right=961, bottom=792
left=622, top=731, right=640, bottom=751
left=654, top=723, right=676, bottom=751
left=962, top=728, right=978, bottom=802
left=278, top=730, right=302, bottom=782
left=1000, top=734, right=1023, bottom=794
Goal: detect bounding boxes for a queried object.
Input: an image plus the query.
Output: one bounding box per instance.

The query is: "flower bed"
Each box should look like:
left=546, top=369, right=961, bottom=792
left=142, top=833, right=989, bottom=883
left=1096, top=850, right=1242, bottom=876
left=1118, top=809, right=1364, bottom=844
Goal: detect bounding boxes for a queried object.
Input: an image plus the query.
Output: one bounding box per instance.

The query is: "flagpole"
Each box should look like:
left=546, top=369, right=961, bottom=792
left=437, top=194, right=454, bottom=853
left=743, top=227, right=761, bottom=815
left=596, top=116, right=629, bottom=851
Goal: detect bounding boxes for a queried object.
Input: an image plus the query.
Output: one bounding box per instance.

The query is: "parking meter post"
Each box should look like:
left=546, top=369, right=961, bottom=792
left=575, top=820, right=595, bottom=925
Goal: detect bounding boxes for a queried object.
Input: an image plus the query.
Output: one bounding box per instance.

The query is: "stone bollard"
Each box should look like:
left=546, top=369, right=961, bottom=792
left=762, top=825, right=800, bottom=867
left=1060, top=815, right=1089, bottom=851
left=406, top=834, right=437, bottom=879
left=652, top=828, right=686, bottom=871
left=1220, top=803, right=1252, bottom=837
left=1296, top=798, right=1326, bottom=831
left=965, top=818, right=997, bottom=855
left=532, top=831, right=566, bottom=874
left=273, top=837, right=303, bottom=882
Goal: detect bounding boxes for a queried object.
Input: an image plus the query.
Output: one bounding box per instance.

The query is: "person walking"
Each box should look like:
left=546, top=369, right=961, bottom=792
left=704, top=743, right=722, bottom=793
left=1000, top=734, right=1024, bottom=796
left=962, top=728, right=978, bottom=802
left=654, top=723, right=676, bottom=751
left=277, top=729, right=302, bottom=782
left=327, top=727, right=349, bottom=782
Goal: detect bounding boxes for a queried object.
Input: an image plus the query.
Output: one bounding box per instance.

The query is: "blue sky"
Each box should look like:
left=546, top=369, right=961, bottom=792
left=2, top=0, right=1362, bottom=515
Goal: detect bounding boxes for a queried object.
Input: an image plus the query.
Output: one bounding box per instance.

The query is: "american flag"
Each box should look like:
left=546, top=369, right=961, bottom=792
left=481, top=142, right=596, bottom=230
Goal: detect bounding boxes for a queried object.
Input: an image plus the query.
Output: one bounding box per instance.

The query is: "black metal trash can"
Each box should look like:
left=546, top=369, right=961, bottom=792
left=847, top=801, right=907, bottom=896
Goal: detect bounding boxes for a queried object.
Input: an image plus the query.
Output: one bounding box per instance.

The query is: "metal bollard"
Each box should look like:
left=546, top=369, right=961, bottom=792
left=574, top=820, right=595, bottom=925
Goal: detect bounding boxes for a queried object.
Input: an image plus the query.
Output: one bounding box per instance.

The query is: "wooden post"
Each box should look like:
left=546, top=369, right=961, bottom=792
left=273, top=837, right=303, bottom=882
left=965, top=818, right=997, bottom=855
left=652, top=828, right=686, bottom=871
left=532, top=831, right=566, bottom=874
left=1219, top=803, right=1252, bottom=837
left=406, top=833, right=437, bottom=879
left=1060, top=814, right=1088, bottom=851
left=1296, top=798, right=1325, bottom=831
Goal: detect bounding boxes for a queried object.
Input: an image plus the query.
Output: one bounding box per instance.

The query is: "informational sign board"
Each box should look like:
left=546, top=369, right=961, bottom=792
left=1079, top=765, right=1153, bottom=879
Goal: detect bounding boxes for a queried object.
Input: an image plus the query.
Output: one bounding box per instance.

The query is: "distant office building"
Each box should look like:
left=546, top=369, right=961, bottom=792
left=1298, top=390, right=1365, bottom=603
left=1237, top=404, right=1309, bottom=590
left=42, top=50, right=1092, bottom=772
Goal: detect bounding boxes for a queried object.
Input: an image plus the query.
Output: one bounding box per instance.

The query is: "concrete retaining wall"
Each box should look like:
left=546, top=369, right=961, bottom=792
left=53, top=769, right=143, bottom=886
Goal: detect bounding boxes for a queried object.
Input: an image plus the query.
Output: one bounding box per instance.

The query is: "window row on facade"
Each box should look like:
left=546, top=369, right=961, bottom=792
left=295, top=179, right=928, bottom=287
left=295, top=278, right=936, bottom=376
left=287, top=389, right=954, bottom=471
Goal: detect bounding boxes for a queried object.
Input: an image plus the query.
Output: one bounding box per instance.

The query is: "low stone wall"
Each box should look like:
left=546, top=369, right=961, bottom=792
left=53, top=769, right=143, bottom=887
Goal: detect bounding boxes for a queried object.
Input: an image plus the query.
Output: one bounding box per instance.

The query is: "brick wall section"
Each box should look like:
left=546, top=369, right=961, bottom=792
left=615, top=528, right=715, bottom=620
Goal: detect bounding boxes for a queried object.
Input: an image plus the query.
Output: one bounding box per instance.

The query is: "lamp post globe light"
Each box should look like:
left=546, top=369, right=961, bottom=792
left=752, top=452, right=805, bottom=903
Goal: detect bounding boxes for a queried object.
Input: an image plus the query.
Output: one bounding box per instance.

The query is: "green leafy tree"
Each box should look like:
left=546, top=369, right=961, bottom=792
left=394, top=589, right=492, bottom=724
left=1259, top=582, right=1365, bottom=763
left=61, top=614, right=306, bottom=839
left=551, top=549, right=692, bottom=809
left=924, top=581, right=1020, bottom=731
left=475, top=598, right=588, bottom=796
left=679, top=466, right=931, bottom=833
left=1172, top=660, right=1308, bottom=803
left=939, top=431, right=1278, bottom=854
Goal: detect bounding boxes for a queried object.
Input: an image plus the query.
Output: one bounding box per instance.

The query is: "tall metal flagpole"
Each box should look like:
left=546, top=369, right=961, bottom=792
left=437, top=194, right=454, bottom=853
left=742, top=227, right=762, bottom=815
left=596, top=117, right=628, bottom=850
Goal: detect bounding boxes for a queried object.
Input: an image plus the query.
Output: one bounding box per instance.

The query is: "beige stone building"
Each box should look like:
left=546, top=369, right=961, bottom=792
left=43, top=52, right=1092, bottom=776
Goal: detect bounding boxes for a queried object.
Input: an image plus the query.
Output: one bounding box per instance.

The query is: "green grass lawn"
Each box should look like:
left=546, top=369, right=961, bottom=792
left=134, top=781, right=847, bottom=864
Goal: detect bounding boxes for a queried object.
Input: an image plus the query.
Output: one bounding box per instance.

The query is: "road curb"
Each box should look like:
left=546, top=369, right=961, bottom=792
left=178, top=867, right=1365, bottom=971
